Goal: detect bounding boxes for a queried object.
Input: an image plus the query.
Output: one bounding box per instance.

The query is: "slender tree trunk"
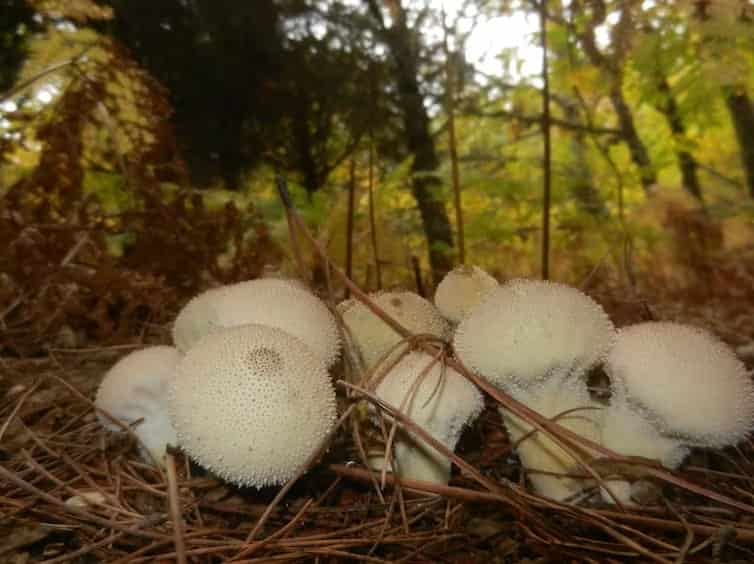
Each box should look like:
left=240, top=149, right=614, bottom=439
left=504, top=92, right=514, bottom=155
left=442, top=9, right=465, bottom=265
left=559, top=98, right=609, bottom=217
left=655, top=77, right=703, bottom=202
left=370, top=1, right=454, bottom=284
left=608, top=83, right=657, bottom=192
left=724, top=87, right=754, bottom=199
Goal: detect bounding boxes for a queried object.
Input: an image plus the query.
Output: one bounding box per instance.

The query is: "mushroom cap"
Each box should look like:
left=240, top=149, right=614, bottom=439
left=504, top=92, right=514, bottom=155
left=339, top=291, right=450, bottom=368
left=95, top=346, right=182, bottom=463
left=454, top=278, right=615, bottom=392
left=434, top=265, right=498, bottom=323
left=371, top=351, right=484, bottom=483
left=168, top=324, right=337, bottom=488
left=172, top=279, right=341, bottom=367
left=605, top=321, right=754, bottom=447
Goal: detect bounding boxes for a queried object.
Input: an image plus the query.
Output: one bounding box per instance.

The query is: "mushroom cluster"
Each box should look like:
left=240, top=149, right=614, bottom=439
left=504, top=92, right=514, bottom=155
left=94, top=263, right=754, bottom=504
left=96, top=277, right=341, bottom=487
left=450, top=276, right=754, bottom=504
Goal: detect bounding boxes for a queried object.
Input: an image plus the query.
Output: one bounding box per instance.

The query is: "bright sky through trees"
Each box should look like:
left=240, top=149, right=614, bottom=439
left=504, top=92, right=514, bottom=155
left=431, top=0, right=542, bottom=79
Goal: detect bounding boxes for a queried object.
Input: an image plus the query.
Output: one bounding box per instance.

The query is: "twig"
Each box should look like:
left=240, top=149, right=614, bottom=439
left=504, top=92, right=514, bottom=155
left=0, top=464, right=168, bottom=541
left=276, top=176, right=308, bottom=283
left=0, top=45, right=94, bottom=103
left=346, top=157, right=357, bottom=296
left=411, top=256, right=425, bottom=297
left=540, top=0, right=552, bottom=280
left=367, top=133, right=382, bottom=289
left=165, top=451, right=187, bottom=564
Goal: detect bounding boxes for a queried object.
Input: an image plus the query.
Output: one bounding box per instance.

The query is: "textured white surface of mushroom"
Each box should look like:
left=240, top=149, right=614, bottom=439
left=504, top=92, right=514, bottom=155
left=454, top=278, right=615, bottom=393
left=600, top=322, right=754, bottom=504
left=606, top=322, right=754, bottom=447
left=370, top=352, right=484, bottom=484
left=168, top=324, right=337, bottom=488
left=172, top=278, right=341, bottom=367
left=434, top=265, right=498, bottom=323
left=501, top=381, right=604, bottom=502
left=95, top=346, right=182, bottom=465
left=339, top=291, right=450, bottom=369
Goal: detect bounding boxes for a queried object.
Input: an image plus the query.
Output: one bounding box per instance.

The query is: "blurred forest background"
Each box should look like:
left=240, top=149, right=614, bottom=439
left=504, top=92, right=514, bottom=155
left=2, top=0, right=754, bottom=355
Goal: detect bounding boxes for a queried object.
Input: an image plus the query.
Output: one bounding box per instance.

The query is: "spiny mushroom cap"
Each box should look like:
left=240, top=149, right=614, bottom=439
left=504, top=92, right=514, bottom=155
left=95, top=346, right=182, bottom=462
left=172, top=278, right=341, bottom=367
left=434, top=265, right=498, bottom=323
left=375, top=352, right=484, bottom=448
left=454, top=278, right=615, bottom=392
left=168, top=324, right=337, bottom=488
left=605, top=321, right=754, bottom=448
left=339, top=291, right=450, bottom=368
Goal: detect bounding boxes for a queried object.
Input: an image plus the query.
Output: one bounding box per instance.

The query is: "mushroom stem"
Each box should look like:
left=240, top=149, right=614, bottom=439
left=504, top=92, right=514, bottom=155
left=370, top=439, right=452, bottom=485
left=598, top=400, right=689, bottom=505
left=501, top=380, right=604, bottom=502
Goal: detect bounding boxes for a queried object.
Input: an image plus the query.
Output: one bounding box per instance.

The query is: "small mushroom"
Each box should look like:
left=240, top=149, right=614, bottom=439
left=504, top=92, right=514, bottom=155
left=454, top=279, right=615, bottom=501
left=95, top=346, right=182, bottom=466
left=168, top=324, right=337, bottom=488
left=434, top=265, right=498, bottom=324
left=338, top=291, right=450, bottom=369
left=369, top=351, right=484, bottom=484
left=172, top=278, right=341, bottom=367
left=600, top=322, right=754, bottom=504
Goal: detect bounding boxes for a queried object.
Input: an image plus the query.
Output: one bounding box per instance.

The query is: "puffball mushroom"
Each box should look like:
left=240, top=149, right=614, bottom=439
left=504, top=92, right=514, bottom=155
left=338, top=291, right=450, bottom=369
left=434, top=265, right=498, bottom=323
left=369, top=351, right=484, bottom=484
left=95, top=345, right=182, bottom=466
left=454, top=278, right=615, bottom=501
left=168, top=324, right=337, bottom=488
left=600, top=322, right=754, bottom=504
left=172, top=278, right=341, bottom=367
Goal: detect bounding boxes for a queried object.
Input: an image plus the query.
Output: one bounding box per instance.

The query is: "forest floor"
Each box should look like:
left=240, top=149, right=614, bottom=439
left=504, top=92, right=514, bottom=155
left=2, top=277, right=754, bottom=563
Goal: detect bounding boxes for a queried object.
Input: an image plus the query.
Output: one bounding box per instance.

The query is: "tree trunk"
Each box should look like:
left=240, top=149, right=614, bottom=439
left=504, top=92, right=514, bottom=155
left=724, top=87, right=754, bottom=199
left=370, top=1, right=454, bottom=284
left=608, top=83, right=657, bottom=193
left=656, top=77, right=703, bottom=202
left=560, top=98, right=609, bottom=217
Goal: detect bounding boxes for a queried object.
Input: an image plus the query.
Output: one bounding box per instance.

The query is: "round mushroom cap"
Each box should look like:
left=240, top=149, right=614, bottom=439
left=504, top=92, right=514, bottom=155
left=339, top=291, right=450, bottom=368
left=172, top=279, right=341, bottom=367
left=95, top=345, right=182, bottom=463
left=605, top=322, right=754, bottom=447
left=434, top=265, right=498, bottom=323
left=168, top=324, right=337, bottom=488
left=454, top=278, right=615, bottom=391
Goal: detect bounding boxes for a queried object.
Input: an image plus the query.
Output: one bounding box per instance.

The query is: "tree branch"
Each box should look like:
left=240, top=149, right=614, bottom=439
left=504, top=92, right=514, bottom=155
left=467, top=107, right=621, bottom=135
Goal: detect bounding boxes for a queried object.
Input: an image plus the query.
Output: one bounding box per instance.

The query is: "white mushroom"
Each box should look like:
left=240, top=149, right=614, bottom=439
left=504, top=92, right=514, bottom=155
left=172, top=278, right=341, bottom=367
left=454, top=279, right=615, bottom=501
left=369, top=351, right=484, bottom=484
left=338, top=291, right=450, bottom=369
left=601, top=322, right=754, bottom=504
left=434, top=265, right=498, bottom=324
left=168, top=324, right=337, bottom=488
left=95, top=346, right=182, bottom=466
